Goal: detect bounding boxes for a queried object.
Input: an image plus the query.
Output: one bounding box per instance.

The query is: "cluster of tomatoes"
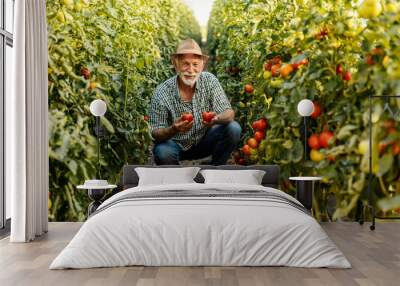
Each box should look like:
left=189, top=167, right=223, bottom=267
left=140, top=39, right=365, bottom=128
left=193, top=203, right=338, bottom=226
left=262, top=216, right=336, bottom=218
left=260, top=55, right=309, bottom=89
left=233, top=118, right=268, bottom=165
left=242, top=55, right=310, bottom=97
left=379, top=120, right=400, bottom=156
left=335, top=64, right=352, bottom=82
left=80, top=66, right=99, bottom=91
left=307, top=102, right=336, bottom=162
left=239, top=55, right=310, bottom=164
left=312, top=25, right=352, bottom=82
left=308, top=131, right=335, bottom=162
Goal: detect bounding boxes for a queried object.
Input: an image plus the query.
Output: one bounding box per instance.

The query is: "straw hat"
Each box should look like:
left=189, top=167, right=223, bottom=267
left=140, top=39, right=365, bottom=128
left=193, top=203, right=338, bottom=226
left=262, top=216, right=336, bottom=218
left=172, top=38, right=209, bottom=60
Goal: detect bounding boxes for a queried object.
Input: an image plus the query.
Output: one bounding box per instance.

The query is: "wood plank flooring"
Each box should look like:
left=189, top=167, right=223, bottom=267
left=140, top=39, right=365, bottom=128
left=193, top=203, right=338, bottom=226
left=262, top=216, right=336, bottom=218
left=0, top=222, right=399, bottom=286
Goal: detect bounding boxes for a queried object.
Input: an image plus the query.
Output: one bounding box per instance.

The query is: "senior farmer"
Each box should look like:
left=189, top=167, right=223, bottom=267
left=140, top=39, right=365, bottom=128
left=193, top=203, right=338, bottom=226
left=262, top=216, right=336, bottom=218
left=148, top=38, right=241, bottom=165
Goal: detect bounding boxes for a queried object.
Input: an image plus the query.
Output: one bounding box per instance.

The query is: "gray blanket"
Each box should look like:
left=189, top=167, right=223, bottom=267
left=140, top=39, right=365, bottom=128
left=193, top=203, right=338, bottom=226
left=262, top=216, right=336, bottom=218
left=91, top=189, right=310, bottom=218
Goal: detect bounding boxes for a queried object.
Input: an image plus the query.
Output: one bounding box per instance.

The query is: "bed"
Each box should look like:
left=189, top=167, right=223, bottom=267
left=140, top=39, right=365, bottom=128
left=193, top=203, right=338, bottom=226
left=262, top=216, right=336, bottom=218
left=50, top=164, right=351, bottom=269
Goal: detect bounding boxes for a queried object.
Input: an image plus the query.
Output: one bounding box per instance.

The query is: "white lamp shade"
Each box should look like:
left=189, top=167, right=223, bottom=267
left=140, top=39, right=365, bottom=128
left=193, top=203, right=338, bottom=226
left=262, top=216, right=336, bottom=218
left=297, top=99, right=314, bottom=117
left=90, top=99, right=107, bottom=116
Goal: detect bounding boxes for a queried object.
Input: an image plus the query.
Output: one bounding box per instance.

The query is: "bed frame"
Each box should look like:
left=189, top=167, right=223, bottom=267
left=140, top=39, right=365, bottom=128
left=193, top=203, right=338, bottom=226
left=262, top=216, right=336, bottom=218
left=121, top=164, right=280, bottom=190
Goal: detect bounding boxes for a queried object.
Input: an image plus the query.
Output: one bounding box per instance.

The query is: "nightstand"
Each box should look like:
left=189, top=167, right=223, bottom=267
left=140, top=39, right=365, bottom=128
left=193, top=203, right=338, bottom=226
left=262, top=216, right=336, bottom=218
left=289, top=176, right=322, bottom=211
left=77, top=180, right=117, bottom=217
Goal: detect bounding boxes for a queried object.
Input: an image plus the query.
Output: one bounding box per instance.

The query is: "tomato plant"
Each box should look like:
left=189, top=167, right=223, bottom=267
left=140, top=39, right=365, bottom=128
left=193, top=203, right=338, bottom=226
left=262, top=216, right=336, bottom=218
left=47, top=0, right=201, bottom=221
left=208, top=0, right=400, bottom=219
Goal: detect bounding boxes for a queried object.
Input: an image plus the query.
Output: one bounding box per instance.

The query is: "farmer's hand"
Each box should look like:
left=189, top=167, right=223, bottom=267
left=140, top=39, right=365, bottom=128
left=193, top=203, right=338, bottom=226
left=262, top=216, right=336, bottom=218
left=172, top=117, right=193, bottom=133
left=202, top=112, right=218, bottom=127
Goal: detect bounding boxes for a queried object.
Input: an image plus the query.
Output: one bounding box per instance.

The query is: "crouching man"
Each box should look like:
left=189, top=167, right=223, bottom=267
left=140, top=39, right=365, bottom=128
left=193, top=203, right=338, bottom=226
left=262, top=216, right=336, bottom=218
left=149, top=38, right=241, bottom=165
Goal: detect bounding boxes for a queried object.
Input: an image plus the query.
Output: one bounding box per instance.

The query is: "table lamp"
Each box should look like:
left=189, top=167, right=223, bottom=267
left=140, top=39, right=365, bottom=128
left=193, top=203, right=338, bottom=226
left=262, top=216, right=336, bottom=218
left=89, top=99, right=107, bottom=179
left=76, top=99, right=116, bottom=217
left=297, top=99, right=314, bottom=160
left=291, top=99, right=321, bottom=214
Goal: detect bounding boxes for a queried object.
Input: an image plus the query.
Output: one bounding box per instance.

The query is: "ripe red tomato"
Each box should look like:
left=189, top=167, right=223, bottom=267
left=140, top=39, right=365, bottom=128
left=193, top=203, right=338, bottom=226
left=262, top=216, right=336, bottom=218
left=242, top=144, right=252, bottom=155
left=383, top=120, right=396, bottom=129
left=254, top=131, right=266, bottom=142
left=379, top=142, right=388, bottom=155
left=298, top=58, right=308, bottom=66
left=343, top=71, right=352, bottom=81
left=252, top=118, right=267, bottom=131
left=336, top=64, right=343, bottom=75
left=232, top=150, right=241, bottom=160
left=393, top=143, right=400, bottom=155
left=237, top=158, right=246, bottom=165
left=144, top=115, right=149, bottom=121
left=319, top=131, right=334, bottom=148
left=291, top=62, right=300, bottom=70
left=371, top=47, right=384, bottom=56
left=311, top=102, right=322, bottom=119
left=327, top=154, right=336, bottom=162
left=259, top=118, right=267, bottom=129
left=365, top=54, right=375, bottom=65
left=388, top=127, right=396, bottom=134
left=270, top=56, right=282, bottom=65
left=252, top=120, right=260, bottom=131
left=247, top=138, right=258, bottom=149
left=271, top=64, right=281, bottom=77
left=264, top=62, right=273, bottom=71
left=202, top=111, right=215, bottom=123
left=308, top=134, right=320, bottom=150
left=81, top=67, right=91, bottom=79
left=244, top=84, right=254, bottom=94
left=181, top=113, right=193, bottom=122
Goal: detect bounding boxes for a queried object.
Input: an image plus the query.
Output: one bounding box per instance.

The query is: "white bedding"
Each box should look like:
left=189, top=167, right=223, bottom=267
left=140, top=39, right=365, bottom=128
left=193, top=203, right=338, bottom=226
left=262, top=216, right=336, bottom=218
left=50, top=183, right=351, bottom=269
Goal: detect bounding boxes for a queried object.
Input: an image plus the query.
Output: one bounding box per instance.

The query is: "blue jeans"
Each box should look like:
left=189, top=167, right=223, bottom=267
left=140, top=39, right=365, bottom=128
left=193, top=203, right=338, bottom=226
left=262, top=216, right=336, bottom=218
left=153, top=121, right=242, bottom=165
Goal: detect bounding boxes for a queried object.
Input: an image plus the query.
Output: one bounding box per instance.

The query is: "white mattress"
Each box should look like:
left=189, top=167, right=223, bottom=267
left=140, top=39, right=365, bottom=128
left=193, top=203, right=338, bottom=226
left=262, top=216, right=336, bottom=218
left=50, top=183, right=351, bottom=269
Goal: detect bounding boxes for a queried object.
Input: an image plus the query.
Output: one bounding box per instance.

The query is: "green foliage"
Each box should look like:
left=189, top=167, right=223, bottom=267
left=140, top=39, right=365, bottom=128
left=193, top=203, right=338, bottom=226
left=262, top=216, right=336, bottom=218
left=47, top=0, right=200, bottom=221
left=208, top=0, right=400, bottom=219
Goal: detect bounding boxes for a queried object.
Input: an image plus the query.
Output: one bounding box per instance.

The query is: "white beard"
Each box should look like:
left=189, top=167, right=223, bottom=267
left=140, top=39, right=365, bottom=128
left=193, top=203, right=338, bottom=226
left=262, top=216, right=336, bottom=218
left=179, top=72, right=200, bottom=88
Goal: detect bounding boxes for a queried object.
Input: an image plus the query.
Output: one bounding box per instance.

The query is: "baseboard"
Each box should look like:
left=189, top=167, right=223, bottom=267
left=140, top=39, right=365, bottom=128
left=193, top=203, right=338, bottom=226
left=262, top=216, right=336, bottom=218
left=0, top=218, right=11, bottom=239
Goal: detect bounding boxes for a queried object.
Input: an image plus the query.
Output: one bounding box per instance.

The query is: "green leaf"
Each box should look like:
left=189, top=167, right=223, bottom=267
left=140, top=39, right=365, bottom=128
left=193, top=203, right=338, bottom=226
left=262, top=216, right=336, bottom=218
left=290, top=140, right=304, bottom=163
left=336, top=125, right=358, bottom=140
left=378, top=154, right=393, bottom=177
left=100, top=116, right=115, bottom=134
left=282, top=139, right=293, bottom=149
left=68, top=160, right=78, bottom=175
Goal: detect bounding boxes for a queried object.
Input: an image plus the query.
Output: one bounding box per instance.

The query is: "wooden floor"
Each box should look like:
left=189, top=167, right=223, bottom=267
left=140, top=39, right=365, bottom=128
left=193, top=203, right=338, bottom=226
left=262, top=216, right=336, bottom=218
left=0, top=222, right=399, bottom=286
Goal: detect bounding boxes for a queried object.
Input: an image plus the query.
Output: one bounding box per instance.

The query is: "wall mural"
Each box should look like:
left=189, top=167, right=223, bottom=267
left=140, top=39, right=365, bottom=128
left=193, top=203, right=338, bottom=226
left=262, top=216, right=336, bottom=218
left=47, top=0, right=400, bottom=221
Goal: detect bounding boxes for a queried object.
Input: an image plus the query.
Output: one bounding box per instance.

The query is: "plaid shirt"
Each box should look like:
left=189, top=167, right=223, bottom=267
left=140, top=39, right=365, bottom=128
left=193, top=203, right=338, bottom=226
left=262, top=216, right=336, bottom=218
left=149, top=72, right=232, bottom=151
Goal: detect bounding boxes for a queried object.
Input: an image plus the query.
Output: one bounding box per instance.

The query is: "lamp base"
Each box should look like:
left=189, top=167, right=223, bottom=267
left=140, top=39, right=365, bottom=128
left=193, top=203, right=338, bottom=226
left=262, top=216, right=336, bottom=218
left=94, top=120, right=106, bottom=137
left=88, top=201, right=102, bottom=217
left=296, top=180, right=313, bottom=210
left=84, top=179, right=109, bottom=188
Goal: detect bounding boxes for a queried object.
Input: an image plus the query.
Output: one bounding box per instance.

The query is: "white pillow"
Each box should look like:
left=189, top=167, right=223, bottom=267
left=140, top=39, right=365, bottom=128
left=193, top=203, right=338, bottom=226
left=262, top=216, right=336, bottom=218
left=200, top=169, right=266, bottom=185
left=135, top=167, right=201, bottom=186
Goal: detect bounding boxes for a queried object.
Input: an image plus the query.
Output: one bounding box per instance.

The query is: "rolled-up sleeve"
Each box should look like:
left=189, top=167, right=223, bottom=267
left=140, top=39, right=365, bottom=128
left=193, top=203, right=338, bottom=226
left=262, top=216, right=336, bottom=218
left=149, top=91, right=169, bottom=133
left=209, top=74, right=232, bottom=114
